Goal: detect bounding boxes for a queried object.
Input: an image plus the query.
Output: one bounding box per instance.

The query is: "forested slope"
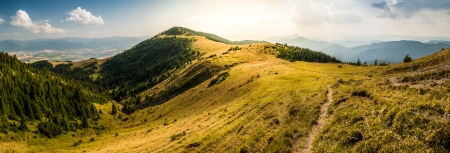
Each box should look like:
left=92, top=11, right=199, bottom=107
left=98, top=37, right=201, bottom=101
left=0, top=52, right=107, bottom=136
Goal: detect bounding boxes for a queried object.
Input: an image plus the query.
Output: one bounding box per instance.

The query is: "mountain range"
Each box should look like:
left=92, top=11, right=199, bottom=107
left=267, top=35, right=450, bottom=63
left=0, top=37, right=147, bottom=51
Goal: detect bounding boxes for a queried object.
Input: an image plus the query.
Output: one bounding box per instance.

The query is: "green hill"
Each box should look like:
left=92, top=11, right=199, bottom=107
left=0, top=52, right=108, bottom=138
left=162, top=27, right=268, bottom=45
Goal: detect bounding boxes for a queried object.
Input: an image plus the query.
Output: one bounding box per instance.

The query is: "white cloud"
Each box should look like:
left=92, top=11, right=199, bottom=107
left=0, top=18, right=4, bottom=24
left=0, top=33, right=20, bottom=36
left=10, top=10, right=68, bottom=33
left=65, top=7, right=105, bottom=26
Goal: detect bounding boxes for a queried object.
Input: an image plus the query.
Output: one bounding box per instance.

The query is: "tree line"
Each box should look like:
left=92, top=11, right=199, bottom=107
left=275, top=44, right=342, bottom=63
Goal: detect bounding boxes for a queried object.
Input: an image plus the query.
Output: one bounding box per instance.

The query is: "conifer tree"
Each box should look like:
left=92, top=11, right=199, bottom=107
left=112, top=103, right=118, bottom=115
left=403, top=54, right=413, bottom=63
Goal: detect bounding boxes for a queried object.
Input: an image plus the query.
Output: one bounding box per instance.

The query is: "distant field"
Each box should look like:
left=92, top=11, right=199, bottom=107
left=7, top=47, right=127, bottom=63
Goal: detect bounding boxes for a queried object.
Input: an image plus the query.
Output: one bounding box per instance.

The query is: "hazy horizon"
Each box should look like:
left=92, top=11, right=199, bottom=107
left=1, top=0, right=450, bottom=41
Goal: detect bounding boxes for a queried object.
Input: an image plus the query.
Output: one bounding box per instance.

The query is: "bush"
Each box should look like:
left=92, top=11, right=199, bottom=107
left=209, top=72, right=230, bottom=86
left=208, top=54, right=217, bottom=58
left=379, top=62, right=389, bottom=66
left=38, top=122, right=63, bottom=138
left=403, top=54, right=412, bottom=63
left=272, top=118, right=280, bottom=124
left=73, top=140, right=83, bottom=147
left=185, top=142, right=201, bottom=149
left=170, top=131, right=186, bottom=141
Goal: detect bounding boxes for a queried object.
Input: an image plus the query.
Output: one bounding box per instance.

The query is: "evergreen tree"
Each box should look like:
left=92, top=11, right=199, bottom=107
left=81, top=116, right=89, bottom=128
left=19, top=116, right=29, bottom=131
left=374, top=59, right=378, bottom=65
left=356, top=58, right=361, bottom=66
left=112, top=103, right=118, bottom=115
left=403, top=54, right=413, bottom=63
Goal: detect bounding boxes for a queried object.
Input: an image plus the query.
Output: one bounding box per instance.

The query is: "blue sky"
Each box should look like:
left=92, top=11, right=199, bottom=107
left=1, top=0, right=450, bottom=41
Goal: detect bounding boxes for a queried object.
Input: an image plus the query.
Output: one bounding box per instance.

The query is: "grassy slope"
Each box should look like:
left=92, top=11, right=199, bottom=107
left=4, top=35, right=448, bottom=152
left=313, top=49, right=450, bottom=152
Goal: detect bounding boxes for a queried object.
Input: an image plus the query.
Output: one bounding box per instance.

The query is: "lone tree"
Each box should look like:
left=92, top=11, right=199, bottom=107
left=374, top=59, right=378, bottom=65
left=112, top=103, right=118, bottom=115
left=356, top=58, right=361, bottom=66
left=403, top=54, right=413, bottom=63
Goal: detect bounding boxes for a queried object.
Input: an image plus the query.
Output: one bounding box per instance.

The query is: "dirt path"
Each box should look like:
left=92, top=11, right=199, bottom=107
left=302, top=86, right=333, bottom=153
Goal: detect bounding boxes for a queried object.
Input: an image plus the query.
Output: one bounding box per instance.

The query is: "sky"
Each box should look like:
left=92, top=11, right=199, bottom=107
left=1, top=0, right=450, bottom=41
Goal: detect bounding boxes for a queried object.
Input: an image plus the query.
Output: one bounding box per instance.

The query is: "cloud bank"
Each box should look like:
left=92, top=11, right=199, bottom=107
left=371, top=0, right=450, bottom=19
left=0, top=18, right=4, bottom=24
left=10, top=10, right=68, bottom=33
left=65, top=7, right=105, bottom=25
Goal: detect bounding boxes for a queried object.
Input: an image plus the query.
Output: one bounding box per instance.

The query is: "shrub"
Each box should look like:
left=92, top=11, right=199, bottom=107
left=73, top=140, right=83, bottom=147
left=209, top=72, right=230, bottom=86
left=240, top=146, right=249, bottom=153
left=185, top=142, right=201, bottom=149
left=403, top=54, right=413, bottom=63
left=272, top=118, right=280, bottom=124
left=38, top=122, right=63, bottom=138
left=170, top=131, right=186, bottom=141
left=379, top=62, right=389, bottom=66
left=208, top=54, right=217, bottom=58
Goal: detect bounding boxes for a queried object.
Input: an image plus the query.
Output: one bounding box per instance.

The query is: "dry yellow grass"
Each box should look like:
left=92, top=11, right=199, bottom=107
left=3, top=35, right=419, bottom=153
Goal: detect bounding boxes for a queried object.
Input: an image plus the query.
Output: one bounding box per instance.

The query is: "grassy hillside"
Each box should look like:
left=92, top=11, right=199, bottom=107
left=11, top=27, right=450, bottom=152
left=312, top=49, right=450, bottom=152
left=1, top=32, right=370, bottom=152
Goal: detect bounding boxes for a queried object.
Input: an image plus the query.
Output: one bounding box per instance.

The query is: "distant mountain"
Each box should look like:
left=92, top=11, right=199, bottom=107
left=285, top=37, right=335, bottom=50
left=0, top=37, right=147, bottom=51
left=319, top=44, right=349, bottom=56
left=264, top=35, right=349, bottom=55
left=23, top=40, right=86, bottom=50
left=278, top=37, right=450, bottom=63
left=0, top=40, right=21, bottom=51
left=335, top=41, right=450, bottom=63
left=265, top=34, right=301, bottom=44
left=426, top=40, right=450, bottom=45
